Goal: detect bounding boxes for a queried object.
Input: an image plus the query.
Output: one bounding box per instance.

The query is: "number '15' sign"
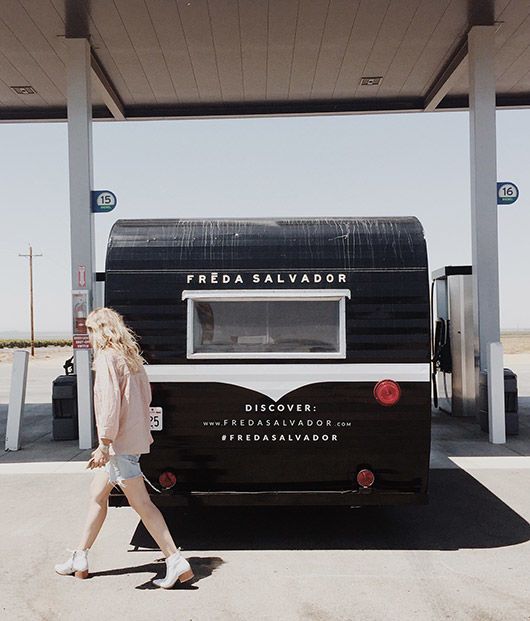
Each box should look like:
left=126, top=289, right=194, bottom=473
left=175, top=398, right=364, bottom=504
left=91, top=190, right=117, bottom=213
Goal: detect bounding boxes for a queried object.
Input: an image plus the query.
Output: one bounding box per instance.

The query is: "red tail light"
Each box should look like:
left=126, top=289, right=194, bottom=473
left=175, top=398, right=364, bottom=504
left=356, top=469, right=375, bottom=488
left=158, top=471, right=177, bottom=489
left=373, top=379, right=401, bottom=406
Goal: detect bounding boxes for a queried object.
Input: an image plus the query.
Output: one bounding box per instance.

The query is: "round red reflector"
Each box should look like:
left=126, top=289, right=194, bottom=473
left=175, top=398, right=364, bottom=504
left=158, top=471, right=177, bottom=489
left=357, top=469, right=375, bottom=488
left=373, top=379, right=401, bottom=406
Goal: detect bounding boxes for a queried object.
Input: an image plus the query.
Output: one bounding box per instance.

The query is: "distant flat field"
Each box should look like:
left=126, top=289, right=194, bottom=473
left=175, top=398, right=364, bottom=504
left=501, top=332, right=530, bottom=354
left=0, top=333, right=529, bottom=364
left=0, top=345, right=73, bottom=365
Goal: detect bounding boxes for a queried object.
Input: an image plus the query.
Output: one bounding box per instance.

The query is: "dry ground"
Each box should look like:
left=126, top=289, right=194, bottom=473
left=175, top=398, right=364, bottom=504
left=0, top=331, right=529, bottom=365
left=501, top=332, right=530, bottom=354
left=0, top=345, right=73, bottom=365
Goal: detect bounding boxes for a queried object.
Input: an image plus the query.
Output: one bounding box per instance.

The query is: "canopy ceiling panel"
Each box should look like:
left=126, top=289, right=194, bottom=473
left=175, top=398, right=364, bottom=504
left=449, top=0, right=530, bottom=96
left=0, top=0, right=529, bottom=121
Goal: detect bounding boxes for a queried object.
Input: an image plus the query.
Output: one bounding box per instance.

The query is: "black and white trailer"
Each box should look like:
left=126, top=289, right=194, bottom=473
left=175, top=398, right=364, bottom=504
left=104, top=217, right=431, bottom=507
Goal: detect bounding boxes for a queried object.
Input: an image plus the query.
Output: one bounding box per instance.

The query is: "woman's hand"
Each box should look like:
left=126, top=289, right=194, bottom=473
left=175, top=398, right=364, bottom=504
left=88, top=442, right=110, bottom=468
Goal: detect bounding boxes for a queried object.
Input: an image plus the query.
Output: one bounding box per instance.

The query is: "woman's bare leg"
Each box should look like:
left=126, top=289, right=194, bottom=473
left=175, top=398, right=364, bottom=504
left=77, top=470, right=114, bottom=550
left=120, top=476, right=178, bottom=558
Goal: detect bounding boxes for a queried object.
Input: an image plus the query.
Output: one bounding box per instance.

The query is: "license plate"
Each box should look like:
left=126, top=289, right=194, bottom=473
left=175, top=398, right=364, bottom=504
left=149, top=407, right=163, bottom=431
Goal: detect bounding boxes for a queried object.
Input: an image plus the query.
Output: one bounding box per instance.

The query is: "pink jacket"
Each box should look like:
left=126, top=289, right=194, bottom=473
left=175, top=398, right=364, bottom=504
left=93, top=348, right=154, bottom=455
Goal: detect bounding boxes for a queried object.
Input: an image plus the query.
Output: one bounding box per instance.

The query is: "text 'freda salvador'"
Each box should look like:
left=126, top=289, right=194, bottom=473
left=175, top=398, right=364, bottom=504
left=186, top=273, right=347, bottom=284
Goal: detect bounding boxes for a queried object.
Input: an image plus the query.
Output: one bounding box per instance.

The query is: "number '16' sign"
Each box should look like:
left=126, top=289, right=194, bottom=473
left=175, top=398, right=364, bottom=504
left=91, top=190, right=117, bottom=213
left=497, top=182, right=519, bottom=205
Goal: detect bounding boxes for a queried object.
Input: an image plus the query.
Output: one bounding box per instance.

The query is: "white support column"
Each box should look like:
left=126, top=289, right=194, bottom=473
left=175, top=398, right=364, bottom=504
left=5, top=351, right=29, bottom=451
left=468, top=25, right=504, bottom=443
left=424, top=39, right=468, bottom=112
left=66, top=38, right=96, bottom=449
left=488, top=342, right=506, bottom=444
left=91, top=53, right=125, bottom=120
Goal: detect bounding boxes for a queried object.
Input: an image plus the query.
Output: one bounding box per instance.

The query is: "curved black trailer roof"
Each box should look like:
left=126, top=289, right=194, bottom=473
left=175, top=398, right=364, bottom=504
left=106, top=217, right=427, bottom=272
left=105, top=217, right=430, bottom=364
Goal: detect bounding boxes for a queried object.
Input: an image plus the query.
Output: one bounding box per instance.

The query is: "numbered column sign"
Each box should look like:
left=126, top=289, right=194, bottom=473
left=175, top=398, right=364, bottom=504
left=91, top=190, right=117, bottom=213
left=497, top=182, right=519, bottom=205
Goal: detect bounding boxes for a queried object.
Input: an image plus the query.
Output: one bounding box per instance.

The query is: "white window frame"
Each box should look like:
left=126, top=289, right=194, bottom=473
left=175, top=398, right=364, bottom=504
left=182, top=288, right=351, bottom=360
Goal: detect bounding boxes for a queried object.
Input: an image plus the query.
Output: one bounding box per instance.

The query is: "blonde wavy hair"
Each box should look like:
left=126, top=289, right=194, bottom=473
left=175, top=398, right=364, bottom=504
left=86, top=307, right=146, bottom=373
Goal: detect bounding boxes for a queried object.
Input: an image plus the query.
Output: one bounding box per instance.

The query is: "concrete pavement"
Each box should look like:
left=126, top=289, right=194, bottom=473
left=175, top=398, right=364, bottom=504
left=1, top=452, right=529, bottom=621
left=0, top=353, right=529, bottom=620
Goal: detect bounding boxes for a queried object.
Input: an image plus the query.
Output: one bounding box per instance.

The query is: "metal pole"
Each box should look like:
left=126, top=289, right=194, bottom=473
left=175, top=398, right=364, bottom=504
left=5, top=350, right=29, bottom=451
left=18, top=245, right=42, bottom=357
left=468, top=25, right=505, bottom=443
left=66, top=37, right=96, bottom=450
left=29, top=246, right=34, bottom=356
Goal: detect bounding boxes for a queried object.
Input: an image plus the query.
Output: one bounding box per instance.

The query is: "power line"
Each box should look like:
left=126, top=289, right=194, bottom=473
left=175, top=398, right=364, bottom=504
left=18, top=245, right=43, bottom=357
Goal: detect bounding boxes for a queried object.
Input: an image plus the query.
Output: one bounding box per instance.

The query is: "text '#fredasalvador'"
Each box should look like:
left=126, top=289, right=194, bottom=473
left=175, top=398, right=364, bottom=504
left=221, top=433, right=338, bottom=442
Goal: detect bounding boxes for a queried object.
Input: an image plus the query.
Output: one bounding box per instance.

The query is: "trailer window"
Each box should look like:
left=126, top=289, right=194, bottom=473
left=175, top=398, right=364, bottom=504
left=183, top=289, right=349, bottom=359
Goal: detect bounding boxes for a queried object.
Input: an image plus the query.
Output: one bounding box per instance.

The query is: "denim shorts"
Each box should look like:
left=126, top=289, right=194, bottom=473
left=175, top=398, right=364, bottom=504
left=105, top=454, right=143, bottom=487
left=104, top=454, right=161, bottom=493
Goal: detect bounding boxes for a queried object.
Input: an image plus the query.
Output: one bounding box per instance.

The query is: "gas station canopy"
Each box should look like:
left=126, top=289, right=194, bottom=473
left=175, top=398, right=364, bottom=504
left=1, top=0, right=530, bottom=122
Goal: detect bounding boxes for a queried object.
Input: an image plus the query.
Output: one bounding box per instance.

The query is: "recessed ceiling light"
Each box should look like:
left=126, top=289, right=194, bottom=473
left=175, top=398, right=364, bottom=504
left=360, top=77, right=382, bottom=86
left=10, top=85, right=37, bottom=95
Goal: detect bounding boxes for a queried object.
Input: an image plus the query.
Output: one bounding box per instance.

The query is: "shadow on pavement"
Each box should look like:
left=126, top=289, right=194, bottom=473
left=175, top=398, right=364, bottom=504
left=0, top=404, right=90, bottom=462
left=0, top=404, right=52, bottom=444
left=129, top=469, right=530, bottom=552
left=88, top=555, right=224, bottom=590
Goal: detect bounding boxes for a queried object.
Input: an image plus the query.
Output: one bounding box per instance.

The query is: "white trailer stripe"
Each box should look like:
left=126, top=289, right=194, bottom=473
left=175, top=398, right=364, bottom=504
left=145, top=363, right=430, bottom=402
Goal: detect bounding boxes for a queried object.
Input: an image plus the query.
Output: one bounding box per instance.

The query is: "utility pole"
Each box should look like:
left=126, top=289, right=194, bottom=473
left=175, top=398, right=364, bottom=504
left=18, top=245, right=43, bottom=357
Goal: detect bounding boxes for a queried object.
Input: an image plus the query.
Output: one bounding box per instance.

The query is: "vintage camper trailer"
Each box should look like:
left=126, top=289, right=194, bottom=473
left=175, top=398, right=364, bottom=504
left=104, top=218, right=431, bottom=506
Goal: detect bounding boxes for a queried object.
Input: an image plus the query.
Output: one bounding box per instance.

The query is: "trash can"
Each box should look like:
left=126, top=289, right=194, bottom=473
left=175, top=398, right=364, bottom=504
left=504, top=369, right=518, bottom=414
left=52, top=357, right=78, bottom=441
left=479, top=368, right=519, bottom=435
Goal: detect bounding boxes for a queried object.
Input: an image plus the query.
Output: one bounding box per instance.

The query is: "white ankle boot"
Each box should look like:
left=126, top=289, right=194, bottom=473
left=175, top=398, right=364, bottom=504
left=153, top=549, right=194, bottom=589
left=55, top=548, right=89, bottom=579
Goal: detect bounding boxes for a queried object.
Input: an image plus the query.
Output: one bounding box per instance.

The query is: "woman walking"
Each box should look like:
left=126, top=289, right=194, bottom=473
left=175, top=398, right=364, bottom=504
left=54, top=307, right=193, bottom=588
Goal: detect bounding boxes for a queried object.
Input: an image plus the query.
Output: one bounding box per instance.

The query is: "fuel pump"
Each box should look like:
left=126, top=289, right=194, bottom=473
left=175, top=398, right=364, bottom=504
left=431, top=266, right=475, bottom=417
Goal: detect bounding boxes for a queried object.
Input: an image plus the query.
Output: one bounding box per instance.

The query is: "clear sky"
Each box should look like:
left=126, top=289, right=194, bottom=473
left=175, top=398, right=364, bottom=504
left=0, top=109, right=528, bottom=335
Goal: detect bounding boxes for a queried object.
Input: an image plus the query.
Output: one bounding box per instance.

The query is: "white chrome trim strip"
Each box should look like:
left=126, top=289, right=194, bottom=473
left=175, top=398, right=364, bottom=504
left=186, top=351, right=345, bottom=360
left=145, top=363, right=430, bottom=402
left=182, top=288, right=352, bottom=300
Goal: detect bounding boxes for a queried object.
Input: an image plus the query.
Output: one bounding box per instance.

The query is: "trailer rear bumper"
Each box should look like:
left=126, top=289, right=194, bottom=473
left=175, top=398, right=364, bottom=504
left=109, top=489, right=428, bottom=508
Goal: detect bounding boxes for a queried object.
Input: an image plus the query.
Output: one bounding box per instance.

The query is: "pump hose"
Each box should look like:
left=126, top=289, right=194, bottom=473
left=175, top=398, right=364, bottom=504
left=430, top=279, right=438, bottom=409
